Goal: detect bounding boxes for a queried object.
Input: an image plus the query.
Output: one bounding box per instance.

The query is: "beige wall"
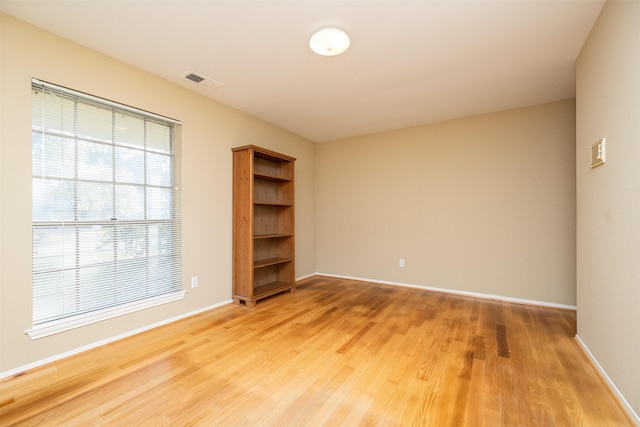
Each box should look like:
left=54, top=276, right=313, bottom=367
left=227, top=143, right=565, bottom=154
left=316, top=100, right=576, bottom=306
left=0, top=14, right=316, bottom=373
left=576, top=0, right=640, bottom=418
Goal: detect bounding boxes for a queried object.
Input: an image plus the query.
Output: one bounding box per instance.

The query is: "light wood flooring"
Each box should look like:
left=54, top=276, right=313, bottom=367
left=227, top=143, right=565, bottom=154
left=0, top=276, right=633, bottom=426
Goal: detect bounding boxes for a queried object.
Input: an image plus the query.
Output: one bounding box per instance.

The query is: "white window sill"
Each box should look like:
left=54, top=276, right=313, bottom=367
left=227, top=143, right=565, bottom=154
left=26, top=290, right=187, bottom=340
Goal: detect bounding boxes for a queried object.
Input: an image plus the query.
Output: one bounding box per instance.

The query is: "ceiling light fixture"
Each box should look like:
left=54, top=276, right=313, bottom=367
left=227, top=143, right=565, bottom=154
left=309, top=27, right=350, bottom=56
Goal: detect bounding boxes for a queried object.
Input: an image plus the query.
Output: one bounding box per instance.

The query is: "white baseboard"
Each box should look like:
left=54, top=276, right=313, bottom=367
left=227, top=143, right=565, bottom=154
left=316, top=272, right=577, bottom=310
left=0, top=299, right=233, bottom=380
left=575, top=335, right=639, bottom=425
left=295, top=272, right=318, bottom=282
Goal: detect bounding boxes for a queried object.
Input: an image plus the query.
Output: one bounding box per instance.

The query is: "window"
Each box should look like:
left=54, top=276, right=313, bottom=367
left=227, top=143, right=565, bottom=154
left=28, top=79, right=184, bottom=339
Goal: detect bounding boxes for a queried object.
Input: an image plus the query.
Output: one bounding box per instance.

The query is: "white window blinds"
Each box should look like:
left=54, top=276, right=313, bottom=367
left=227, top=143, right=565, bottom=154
left=30, top=79, right=183, bottom=333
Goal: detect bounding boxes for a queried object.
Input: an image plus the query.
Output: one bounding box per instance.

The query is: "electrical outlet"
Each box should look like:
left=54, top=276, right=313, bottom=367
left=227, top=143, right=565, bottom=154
left=399, top=259, right=405, bottom=268
left=191, top=276, right=198, bottom=288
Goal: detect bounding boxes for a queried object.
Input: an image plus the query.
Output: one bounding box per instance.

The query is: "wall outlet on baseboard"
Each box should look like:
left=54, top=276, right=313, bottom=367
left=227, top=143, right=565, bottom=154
left=191, top=276, right=198, bottom=288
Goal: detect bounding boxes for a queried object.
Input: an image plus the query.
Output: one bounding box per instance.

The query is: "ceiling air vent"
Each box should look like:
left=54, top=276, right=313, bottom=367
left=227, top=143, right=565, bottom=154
left=181, top=71, right=223, bottom=91
left=185, top=73, right=204, bottom=83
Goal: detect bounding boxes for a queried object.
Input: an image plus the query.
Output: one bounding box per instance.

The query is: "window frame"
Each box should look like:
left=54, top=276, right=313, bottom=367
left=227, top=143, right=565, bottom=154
left=27, top=79, right=185, bottom=340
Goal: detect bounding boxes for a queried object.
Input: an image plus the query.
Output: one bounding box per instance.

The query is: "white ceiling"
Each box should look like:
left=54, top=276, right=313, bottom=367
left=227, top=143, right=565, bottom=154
left=1, top=0, right=605, bottom=142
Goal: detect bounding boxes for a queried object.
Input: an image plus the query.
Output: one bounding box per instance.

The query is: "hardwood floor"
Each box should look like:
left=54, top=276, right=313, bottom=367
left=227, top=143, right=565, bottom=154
left=0, top=276, right=633, bottom=426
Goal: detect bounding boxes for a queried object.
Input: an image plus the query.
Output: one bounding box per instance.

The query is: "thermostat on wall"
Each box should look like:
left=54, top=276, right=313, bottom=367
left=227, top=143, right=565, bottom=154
left=590, top=138, right=605, bottom=168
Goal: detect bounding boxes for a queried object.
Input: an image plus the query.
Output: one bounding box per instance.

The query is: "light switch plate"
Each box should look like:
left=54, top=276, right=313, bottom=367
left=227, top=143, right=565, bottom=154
left=590, top=138, right=605, bottom=168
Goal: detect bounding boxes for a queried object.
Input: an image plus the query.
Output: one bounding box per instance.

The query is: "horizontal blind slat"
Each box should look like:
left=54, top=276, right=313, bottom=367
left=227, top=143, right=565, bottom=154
left=31, top=79, right=182, bottom=327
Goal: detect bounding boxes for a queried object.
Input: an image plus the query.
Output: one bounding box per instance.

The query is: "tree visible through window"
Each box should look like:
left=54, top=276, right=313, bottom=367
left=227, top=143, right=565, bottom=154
left=30, top=79, right=183, bottom=333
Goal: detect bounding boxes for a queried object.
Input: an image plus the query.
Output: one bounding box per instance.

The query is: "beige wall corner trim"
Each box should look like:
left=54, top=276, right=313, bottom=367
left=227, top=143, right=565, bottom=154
left=575, top=335, right=640, bottom=425
left=2, top=299, right=232, bottom=380
left=317, top=273, right=577, bottom=311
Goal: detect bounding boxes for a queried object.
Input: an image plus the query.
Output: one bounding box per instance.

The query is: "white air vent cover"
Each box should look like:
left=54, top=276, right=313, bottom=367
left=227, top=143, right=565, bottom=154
left=181, top=72, right=223, bottom=91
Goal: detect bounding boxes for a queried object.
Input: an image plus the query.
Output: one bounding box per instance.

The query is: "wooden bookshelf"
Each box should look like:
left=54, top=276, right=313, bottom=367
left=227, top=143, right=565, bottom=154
left=232, top=145, right=295, bottom=307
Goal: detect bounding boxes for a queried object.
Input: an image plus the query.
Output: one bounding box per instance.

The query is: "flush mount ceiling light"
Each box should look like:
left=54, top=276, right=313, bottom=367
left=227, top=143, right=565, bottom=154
left=309, top=27, right=350, bottom=56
